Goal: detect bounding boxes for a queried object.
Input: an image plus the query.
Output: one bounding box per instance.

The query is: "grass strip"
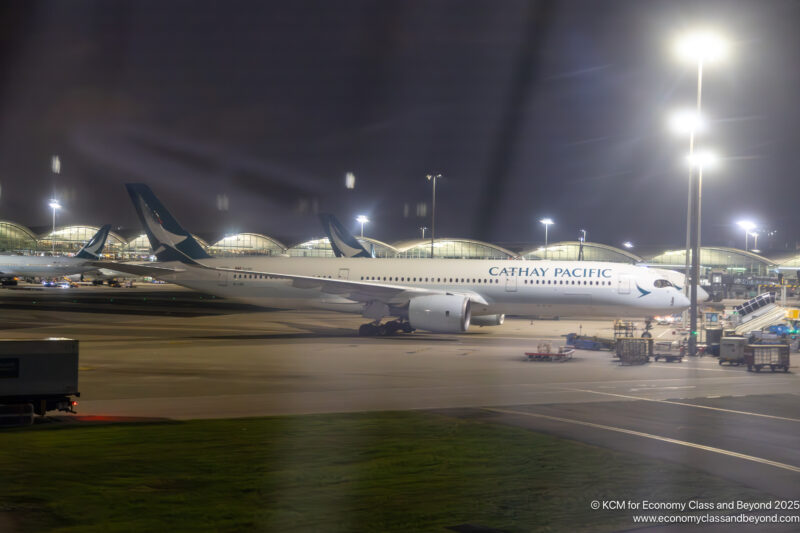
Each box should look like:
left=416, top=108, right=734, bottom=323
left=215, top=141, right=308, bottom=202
left=0, top=411, right=769, bottom=532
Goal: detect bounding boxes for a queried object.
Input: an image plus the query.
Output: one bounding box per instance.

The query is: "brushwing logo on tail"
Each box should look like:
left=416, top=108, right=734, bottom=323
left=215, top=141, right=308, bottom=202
left=75, top=224, right=111, bottom=259
left=320, top=214, right=372, bottom=258
left=138, top=196, right=189, bottom=255
left=330, top=225, right=366, bottom=258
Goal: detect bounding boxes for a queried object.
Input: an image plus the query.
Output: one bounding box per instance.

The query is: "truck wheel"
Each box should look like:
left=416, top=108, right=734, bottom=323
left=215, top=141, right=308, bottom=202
left=747, top=365, right=753, bottom=372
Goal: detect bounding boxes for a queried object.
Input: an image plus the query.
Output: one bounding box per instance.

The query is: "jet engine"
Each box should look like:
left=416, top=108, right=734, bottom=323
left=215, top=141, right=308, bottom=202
left=408, top=295, right=471, bottom=333
left=471, top=314, right=505, bottom=327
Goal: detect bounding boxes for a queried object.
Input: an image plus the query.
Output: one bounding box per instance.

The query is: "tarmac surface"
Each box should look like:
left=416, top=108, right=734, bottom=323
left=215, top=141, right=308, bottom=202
left=1, top=283, right=799, bottom=506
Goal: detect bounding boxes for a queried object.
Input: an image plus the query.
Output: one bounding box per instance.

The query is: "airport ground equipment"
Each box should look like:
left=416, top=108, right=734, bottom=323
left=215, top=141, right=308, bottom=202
left=652, top=341, right=684, bottom=363
left=525, top=343, right=574, bottom=362
left=615, top=338, right=652, bottom=365
left=613, top=320, right=636, bottom=339
left=732, top=292, right=787, bottom=336
left=744, top=344, right=790, bottom=373
left=566, top=333, right=614, bottom=351
left=719, top=337, right=747, bottom=366
left=0, top=338, right=79, bottom=422
left=704, top=327, right=723, bottom=356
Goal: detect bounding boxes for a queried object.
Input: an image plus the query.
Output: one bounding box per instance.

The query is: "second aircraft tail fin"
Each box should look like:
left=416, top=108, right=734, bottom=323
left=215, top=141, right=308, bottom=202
left=319, top=214, right=373, bottom=258
left=75, top=224, right=112, bottom=259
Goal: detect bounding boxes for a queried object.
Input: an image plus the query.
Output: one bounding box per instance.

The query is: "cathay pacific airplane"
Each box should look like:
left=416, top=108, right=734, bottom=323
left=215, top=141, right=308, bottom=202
left=95, top=185, right=690, bottom=335
left=320, top=212, right=709, bottom=305
left=0, top=225, right=112, bottom=282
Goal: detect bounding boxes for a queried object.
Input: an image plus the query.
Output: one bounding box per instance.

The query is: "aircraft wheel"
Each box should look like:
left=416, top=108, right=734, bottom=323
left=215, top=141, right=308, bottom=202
left=358, top=324, right=377, bottom=336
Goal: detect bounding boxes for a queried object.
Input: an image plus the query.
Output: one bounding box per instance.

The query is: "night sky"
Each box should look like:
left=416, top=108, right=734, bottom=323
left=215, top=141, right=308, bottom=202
left=1, top=0, right=799, bottom=249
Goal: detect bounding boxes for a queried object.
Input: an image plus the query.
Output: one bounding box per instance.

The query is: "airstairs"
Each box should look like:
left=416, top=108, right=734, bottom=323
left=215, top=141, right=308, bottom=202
left=732, top=292, right=787, bottom=336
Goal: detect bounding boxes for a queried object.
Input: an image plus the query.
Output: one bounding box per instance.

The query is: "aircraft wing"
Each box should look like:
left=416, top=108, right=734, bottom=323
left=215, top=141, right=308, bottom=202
left=205, top=265, right=489, bottom=307
left=88, top=261, right=187, bottom=278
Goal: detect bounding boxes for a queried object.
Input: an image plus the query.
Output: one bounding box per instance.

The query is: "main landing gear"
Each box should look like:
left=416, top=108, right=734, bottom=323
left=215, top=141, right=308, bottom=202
left=358, top=320, right=415, bottom=337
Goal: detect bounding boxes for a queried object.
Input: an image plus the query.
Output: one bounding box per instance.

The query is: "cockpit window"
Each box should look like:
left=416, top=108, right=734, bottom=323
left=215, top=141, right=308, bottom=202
left=654, top=279, right=674, bottom=288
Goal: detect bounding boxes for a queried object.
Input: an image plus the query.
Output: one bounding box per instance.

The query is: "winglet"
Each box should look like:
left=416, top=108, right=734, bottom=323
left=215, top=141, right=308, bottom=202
left=125, top=183, right=211, bottom=262
left=319, top=213, right=373, bottom=258
left=75, top=224, right=111, bottom=259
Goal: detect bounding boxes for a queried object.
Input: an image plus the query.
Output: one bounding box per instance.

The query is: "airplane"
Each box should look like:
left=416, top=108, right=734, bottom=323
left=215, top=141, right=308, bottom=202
left=93, top=184, right=691, bottom=335
left=0, top=225, right=112, bottom=283
left=319, top=213, right=373, bottom=258
left=321, top=213, right=710, bottom=303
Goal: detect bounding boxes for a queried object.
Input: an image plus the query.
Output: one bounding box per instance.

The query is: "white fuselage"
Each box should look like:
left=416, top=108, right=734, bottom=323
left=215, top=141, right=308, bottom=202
left=150, top=257, right=689, bottom=318
left=0, top=255, right=98, bottom=279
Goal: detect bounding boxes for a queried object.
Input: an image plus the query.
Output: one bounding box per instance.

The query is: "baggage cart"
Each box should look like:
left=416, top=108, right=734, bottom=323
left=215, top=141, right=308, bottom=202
left=525, top=343, right=574, bottom=362
left=744, top=344, right=790, bottom=373
left=652, top=341, right=683, bottom=363
left=616, top=338, right=652, bottom=365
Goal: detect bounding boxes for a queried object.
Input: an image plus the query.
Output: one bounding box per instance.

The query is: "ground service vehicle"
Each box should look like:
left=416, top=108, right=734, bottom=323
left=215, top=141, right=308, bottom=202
left=0, top=338, right=79, bottom=422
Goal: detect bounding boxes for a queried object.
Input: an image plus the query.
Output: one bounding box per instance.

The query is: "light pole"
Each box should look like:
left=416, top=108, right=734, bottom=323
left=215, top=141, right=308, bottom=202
left=578, top=229, right=586, bottom=261
left=737, top=220, right=755, bottom=251
left=426, top=174, right=441, bottom=258
left=750, top=232, right=759, bottom=252
left=540, top=218, right=553, bottom=259
left=672, top=28, right=728, bottom=356
left=419, top=226, right=427, bottom=239
left=669, top=109, right=706, bottom=328
left=356, top=215, right=369, bottom=237
left=48, top=199, right=61, bottom=253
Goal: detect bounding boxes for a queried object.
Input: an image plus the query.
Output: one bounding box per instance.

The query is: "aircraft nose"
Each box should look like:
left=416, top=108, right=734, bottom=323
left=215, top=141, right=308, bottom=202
left=698, top=286, right=710, bottom=302
left=676, top=292, right=690, bottom=309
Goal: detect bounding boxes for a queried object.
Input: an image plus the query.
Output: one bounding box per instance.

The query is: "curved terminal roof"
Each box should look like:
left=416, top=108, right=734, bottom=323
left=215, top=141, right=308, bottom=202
left=775, top=255, right=800, bottom=276
left=39, top=225, right=127, bottom=254
left=0, top=220, right=38, bottom=251
left=209, top=233, right=286, bottom=256
left=644, top=247, right=775, bottom=276
left=392, top=238, right=517, bottom=259
left=520, top=241, right=642, bottom=263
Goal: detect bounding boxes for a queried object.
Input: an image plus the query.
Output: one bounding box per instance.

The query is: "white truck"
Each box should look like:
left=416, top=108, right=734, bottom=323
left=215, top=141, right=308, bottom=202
left=0, top=338, right=79, bottom=423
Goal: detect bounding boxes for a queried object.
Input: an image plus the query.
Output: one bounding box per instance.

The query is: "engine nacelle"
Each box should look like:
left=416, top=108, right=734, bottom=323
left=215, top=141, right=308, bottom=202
left=408, top=295, right=471, bottom=333
left=471, top=314, right=505, bottom=327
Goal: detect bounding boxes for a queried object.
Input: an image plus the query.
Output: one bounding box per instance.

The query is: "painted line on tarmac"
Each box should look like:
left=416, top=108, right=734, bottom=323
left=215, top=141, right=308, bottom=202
left=484, top=407, right=800, bottom=473
left=564, top=388, right=800, bottom=423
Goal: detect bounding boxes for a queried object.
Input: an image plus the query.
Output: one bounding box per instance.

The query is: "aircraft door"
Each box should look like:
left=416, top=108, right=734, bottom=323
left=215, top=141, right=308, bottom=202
left=617, top=275, right=631, bottom=294
left=338, top=268, right=350, bottom=280
left=505, top=275, right=517, bottom=292
left=217, top=271, right=228, bottom=287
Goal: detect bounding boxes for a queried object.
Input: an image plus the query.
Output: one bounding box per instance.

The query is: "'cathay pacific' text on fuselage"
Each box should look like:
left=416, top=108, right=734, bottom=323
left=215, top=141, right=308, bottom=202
left=488, top=266, right=612, bottom=278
